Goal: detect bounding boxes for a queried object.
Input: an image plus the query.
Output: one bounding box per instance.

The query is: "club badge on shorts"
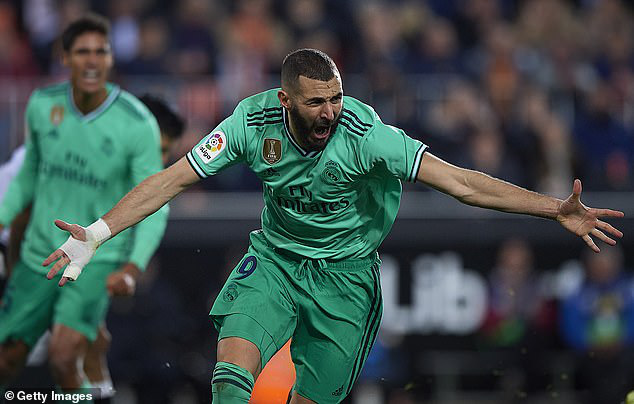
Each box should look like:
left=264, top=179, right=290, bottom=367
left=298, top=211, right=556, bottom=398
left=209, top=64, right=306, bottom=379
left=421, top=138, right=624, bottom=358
left=263, top=138, right=282, bottom=165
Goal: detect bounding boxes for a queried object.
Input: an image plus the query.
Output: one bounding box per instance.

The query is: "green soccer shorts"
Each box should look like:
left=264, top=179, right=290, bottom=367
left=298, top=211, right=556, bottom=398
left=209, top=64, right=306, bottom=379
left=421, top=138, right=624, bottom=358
left=0, top=259, right=115, bottom=346
left=210, top=231, right=383, bottom=403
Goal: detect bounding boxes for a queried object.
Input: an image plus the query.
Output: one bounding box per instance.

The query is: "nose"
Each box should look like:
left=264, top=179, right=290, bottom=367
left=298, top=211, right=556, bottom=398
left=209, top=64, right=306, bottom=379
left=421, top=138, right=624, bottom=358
left=86, top=51, right=99, bottom=66
left=321, top=102, right=335, bottom=121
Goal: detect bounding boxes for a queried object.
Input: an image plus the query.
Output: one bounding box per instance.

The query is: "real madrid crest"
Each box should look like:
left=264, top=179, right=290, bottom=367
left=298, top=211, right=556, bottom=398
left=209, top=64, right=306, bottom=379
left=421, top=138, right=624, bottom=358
left=321, top=160, right=343, bottom=184
left=263, top=138, right=282, bottom=165
left=50, top=105, right=65, bottom=126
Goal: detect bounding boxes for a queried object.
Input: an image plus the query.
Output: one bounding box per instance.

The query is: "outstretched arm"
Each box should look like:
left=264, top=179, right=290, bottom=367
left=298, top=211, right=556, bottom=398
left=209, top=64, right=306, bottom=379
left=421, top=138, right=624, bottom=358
left=417, top=152, right=624, bottom=252
left=43, top=156, right=200, bottom=285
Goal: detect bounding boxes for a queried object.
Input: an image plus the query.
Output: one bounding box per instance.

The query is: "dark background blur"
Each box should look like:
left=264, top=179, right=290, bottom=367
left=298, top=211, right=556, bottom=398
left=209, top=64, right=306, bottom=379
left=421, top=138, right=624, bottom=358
left=1, top=0, right=634, bottom=403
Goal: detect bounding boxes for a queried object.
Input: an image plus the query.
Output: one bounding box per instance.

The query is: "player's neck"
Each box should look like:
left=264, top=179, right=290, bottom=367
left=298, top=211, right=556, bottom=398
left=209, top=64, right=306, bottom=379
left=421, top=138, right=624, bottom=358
left=286, top=112, right=309, bottom=150
left=288, top=122, right=305, bottom=149
left=71, top=87, right=108, bottom=115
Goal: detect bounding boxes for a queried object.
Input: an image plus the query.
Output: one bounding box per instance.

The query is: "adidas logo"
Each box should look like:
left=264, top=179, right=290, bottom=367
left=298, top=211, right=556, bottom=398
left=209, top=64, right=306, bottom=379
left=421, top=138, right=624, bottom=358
left=331, top=385, right=344, bottom=396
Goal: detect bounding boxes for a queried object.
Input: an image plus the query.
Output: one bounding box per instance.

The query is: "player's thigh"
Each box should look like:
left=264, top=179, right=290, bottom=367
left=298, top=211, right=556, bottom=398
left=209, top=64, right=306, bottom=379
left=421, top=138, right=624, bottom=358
left=49, top=323, right=90, bottom=365
left=292, top=263, right=382, bottom=403
left=54, top=262, right=114, bottom=342
left=0, top=260, right=57, bottom=347
left=211, top=252, right=297, bottom=371
left=83, top=323, right=111, bottom=380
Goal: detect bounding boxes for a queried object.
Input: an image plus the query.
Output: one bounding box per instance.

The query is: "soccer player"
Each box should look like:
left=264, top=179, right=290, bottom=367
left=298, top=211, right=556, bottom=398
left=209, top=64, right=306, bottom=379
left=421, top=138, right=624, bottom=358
left=83, top=93, right=185, bottom=403
left=0, top=94, right=184, bottom=402
left=43, top=49, right=624, bottom=404
left=0, top=14, right=167, bottom=395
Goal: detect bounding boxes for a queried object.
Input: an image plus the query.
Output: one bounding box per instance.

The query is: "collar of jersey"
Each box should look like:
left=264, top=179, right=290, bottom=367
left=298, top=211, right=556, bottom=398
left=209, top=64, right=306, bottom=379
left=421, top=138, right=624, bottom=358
left=68, top=83, right=121, bottom=123
left=282, top=109, right=322, bottom=158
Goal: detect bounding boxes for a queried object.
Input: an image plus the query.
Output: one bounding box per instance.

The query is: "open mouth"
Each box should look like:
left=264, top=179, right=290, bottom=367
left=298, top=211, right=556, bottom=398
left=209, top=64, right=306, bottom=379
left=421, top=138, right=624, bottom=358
left=82, top=70, right=101, bottom=83
left=313, top=125, right=331, bottom=140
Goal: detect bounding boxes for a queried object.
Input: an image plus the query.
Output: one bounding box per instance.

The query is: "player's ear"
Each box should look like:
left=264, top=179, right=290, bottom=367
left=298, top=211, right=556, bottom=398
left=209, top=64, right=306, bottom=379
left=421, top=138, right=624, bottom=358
left=278, top=90, right=291, bottom=110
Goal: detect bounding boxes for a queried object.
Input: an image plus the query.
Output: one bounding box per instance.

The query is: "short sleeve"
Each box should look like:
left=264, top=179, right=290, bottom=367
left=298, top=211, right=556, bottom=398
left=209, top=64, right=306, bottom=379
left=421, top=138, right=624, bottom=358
left=358, top=119, right=427, bottom=182
left=186, top=102, right=248, bottom=178
left=129, top=114, right=162, bottom=184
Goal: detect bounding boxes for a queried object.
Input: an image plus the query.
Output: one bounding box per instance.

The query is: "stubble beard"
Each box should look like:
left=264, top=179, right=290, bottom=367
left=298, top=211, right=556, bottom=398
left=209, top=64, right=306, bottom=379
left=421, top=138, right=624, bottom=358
left=288, top=106, right=340, bottom=152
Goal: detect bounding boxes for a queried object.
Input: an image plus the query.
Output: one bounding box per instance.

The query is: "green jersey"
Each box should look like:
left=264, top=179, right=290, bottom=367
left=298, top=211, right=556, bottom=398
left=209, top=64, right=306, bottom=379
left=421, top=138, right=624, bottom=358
left=0, top=81, right=167, bottom=273
left=187, top=89, right=426, bottom=260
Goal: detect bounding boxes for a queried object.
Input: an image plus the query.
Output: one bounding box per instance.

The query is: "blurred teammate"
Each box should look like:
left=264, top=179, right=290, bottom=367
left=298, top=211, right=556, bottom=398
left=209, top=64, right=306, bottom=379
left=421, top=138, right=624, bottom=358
left=43, top=49, right=624, bottom=403
left=83, top=94, right=185, bottom=403
left=0, top=94, right=184, bottom=402
left=0, top=14, right=168, bottom=396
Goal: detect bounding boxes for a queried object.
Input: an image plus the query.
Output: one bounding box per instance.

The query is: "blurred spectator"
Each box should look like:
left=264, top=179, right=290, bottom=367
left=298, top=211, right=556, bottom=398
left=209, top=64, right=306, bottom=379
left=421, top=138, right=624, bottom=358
left=514, top=86, right=573, bottom=197
left=22, top=0, right=59, bottom=70
left=121, top=16, right=171, bottom=75
left=169, top=0, right=218, bottom=76
left=480, top=239, right=557, bottom=394
left=1, top=0, right=634, bottom=188
left=108, top=0, right=142, bottom=64
left=560, top=247, right=634, bottom=404
left=405, top=17, right=463, bottom=75
left=424, top=79, right=491, bottom=160
left=482, top=239, right=541, bottom=347
left=0, top=2, right=39, bottom=76
left=453, top=0, right=502, bottom=50
left=458, top=125, right=528, bottom=187
left=216, top=0, right=289, bottom=103
left=573, top=81, right=634, bottom=191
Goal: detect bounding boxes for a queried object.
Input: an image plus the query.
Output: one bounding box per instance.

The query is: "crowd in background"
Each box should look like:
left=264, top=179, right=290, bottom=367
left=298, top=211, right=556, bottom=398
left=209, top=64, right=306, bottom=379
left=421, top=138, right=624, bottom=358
left=1, top=0, right=634, bottom=193
left=1, top=0, right=634, bottom=403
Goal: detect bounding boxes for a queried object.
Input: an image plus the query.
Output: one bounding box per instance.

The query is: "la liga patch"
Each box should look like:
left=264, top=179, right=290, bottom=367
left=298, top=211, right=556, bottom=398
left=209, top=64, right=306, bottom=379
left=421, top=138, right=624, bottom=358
left=195, top=131, right=226, bottom=163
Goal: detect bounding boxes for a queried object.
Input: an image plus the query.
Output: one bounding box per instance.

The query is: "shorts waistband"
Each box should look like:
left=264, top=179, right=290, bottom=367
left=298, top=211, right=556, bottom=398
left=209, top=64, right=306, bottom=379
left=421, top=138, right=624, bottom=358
left=251, top=231, right=378, bottom=271
left=273, top=248, right=378, bottom=271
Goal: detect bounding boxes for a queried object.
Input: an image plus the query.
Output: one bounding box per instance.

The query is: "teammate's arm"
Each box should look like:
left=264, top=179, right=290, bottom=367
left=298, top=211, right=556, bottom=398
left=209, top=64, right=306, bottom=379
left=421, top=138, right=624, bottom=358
left=105, top=113, right=167, bottom=295
left=417, top=152, right=624, bottom=252
left=6, top=206, right=31, bottom=274
left=123, top=115, right=169, bottom=273
left=43, top=156, right=199, bottom=285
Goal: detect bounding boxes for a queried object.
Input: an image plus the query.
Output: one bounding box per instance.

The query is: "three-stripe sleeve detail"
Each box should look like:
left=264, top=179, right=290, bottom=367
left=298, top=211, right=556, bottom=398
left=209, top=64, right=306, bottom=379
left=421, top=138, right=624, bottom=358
left=408, top=144, right=428, bottom=183
left=340, top=109, right=372, bottom=137
left=246, top=107, right=283, bottom=127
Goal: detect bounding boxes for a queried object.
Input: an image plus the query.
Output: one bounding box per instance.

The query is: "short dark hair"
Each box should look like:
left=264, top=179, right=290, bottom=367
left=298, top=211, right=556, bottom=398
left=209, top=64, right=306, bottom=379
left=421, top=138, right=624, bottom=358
left=281, top=48, right=339, bottom=92
left=61, top=13, right=110, bottom=52
left=139, top=94, right=185, bottom=140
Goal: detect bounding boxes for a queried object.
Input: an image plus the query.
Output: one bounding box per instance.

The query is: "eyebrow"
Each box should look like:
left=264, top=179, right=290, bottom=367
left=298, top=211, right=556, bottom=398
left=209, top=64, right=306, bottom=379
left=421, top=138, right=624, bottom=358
left=73, top=46, right=111, bottom=53
left=305, top=92, right=343, bottom=103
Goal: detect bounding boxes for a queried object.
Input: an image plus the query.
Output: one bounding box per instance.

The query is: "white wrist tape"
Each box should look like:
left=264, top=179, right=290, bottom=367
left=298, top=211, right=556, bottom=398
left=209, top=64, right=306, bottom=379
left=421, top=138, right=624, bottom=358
left=86, top=218, right=112, bottom=245
left=59, top=219, right=111, bottom=281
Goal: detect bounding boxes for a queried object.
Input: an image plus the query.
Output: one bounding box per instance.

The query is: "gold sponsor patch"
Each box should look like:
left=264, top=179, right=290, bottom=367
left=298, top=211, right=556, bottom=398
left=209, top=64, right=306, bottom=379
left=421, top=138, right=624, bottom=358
left=263, top=138, right=282, bottom=165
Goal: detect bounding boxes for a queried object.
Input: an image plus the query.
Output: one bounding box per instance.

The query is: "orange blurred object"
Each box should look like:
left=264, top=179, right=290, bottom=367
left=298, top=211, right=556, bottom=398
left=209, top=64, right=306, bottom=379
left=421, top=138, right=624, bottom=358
left=251, top=340, right=295, bottom=403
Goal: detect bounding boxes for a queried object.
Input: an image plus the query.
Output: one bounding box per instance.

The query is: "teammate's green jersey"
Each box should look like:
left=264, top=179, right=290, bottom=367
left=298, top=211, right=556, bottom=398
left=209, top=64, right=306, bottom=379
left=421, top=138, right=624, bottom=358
left=187, top=89, right=426, bottom=259
left=0, top=81, right=168, bottom=273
